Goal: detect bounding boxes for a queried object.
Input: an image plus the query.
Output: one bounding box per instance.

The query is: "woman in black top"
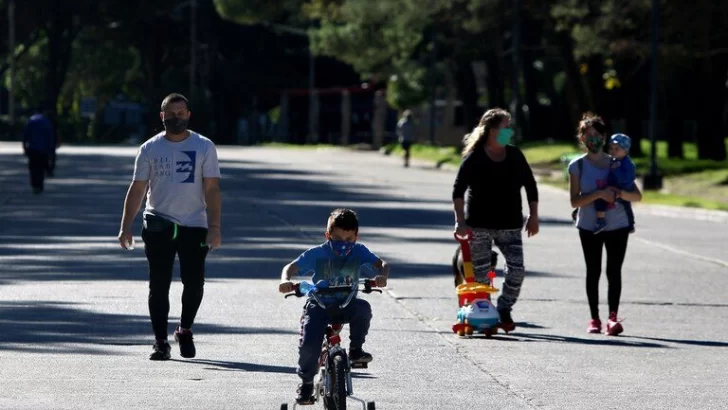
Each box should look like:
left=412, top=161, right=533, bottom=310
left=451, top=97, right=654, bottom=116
left=452, top=108, right=540, bottom=331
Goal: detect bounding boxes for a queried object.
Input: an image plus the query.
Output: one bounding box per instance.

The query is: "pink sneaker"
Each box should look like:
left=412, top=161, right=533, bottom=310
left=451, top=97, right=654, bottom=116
left=587, top=319, right=602, bottom=334
left=605, top=312, right=624, bottom=336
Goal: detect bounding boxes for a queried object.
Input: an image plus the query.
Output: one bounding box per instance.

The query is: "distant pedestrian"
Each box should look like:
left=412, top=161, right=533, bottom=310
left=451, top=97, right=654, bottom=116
left=396, top=110, right=415, bottom=167
left=568, top=112, right=642, bottom=336
left=22, top=107, right=56, bottom=194
left=117, top=93, right=222, bottom=360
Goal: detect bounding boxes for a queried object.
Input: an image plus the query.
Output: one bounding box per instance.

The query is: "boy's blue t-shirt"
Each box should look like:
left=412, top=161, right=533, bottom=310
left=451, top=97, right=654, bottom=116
left=610, top=156, right=636, bottom=190
left=293, top=242, right=380, bottom=303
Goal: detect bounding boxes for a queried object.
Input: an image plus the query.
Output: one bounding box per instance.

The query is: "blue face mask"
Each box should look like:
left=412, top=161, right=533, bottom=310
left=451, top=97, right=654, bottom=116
left=329, top=239, right=355, bottom=256
left=496, top=128, right=514, bottom=146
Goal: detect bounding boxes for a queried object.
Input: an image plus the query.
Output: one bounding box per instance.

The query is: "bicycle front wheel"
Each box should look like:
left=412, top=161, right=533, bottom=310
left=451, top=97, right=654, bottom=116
left=331, top=354, right=347, bottom=410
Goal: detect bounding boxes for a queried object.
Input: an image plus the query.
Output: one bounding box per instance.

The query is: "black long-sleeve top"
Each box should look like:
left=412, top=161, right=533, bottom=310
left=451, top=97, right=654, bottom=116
left=452, top=145, right=539, bottom=230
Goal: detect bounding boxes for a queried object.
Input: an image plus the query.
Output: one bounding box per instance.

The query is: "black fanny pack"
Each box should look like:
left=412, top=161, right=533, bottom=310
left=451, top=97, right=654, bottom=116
left=143, top=213, right=176, bottom=232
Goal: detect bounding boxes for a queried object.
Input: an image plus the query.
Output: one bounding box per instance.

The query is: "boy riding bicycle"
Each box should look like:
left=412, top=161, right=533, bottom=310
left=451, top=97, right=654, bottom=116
left=279, top=208, right=390, bottom=405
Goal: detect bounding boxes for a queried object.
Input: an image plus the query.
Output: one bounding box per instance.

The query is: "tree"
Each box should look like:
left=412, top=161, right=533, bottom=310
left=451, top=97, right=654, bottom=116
left=550, top=0, right=728, bottom=161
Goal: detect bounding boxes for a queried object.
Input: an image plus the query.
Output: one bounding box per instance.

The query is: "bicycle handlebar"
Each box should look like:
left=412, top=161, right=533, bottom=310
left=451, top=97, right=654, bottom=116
left=284, top=279, right=382, bottom=299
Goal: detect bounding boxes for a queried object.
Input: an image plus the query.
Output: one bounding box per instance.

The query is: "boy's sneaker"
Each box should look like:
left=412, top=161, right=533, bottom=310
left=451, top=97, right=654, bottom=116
left=349, top=348, right=373, bottom=363
left=174, top=327, right=196, bottom=358
left=498, top=309, right=516, bottom=333
left=149, top=340, right=171, bottom=361
left=605, top=312, right=624, bottom=336
left=587, top=319, right=602, bottom=334
left=295, top=382, right=315, bottom=405
left=594, top=218, right=607, bottom=234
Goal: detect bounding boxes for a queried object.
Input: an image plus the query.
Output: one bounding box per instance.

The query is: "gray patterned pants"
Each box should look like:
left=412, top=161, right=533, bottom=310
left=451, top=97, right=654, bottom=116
left=470, top=228, right=525, bottom=312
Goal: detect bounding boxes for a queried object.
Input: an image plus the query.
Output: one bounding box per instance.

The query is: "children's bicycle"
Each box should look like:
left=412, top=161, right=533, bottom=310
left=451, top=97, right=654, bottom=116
left=280, top=278, right=381, bottom=410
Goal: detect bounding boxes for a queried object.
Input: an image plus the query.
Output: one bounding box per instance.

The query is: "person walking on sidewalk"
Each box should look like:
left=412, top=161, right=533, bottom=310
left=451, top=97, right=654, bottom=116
left=568, top=112, right=642, bottom=336
left=118, top=93, right=222, bottom=360
left=451, top=107, right=540, bottom=332
left=396, top=110, right=415, bottom=167
left=22, top=107, right=56, bottom=194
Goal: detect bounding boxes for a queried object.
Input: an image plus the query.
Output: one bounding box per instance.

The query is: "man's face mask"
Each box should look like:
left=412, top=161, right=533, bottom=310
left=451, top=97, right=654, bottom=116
left=163, top=116, right=189, bottom=134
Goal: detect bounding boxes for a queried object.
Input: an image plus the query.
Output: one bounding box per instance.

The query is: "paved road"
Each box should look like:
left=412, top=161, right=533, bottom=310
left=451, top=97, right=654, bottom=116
left=1, top=142, right=727, bottom=410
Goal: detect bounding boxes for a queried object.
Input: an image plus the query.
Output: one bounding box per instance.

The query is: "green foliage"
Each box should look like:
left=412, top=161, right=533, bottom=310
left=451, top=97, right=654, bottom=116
left=213, top=0, right=304, bottom=25
left=306, top=1, right=429, bottom=75
left=2, top=37, right=47, bottom=110
left=386, top=65, right=428, bottom=110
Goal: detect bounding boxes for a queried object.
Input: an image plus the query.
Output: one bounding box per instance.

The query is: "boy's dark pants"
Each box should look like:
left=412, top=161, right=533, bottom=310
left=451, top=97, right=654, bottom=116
left=142, top=224, right=209, bottom=340
left=298, top=298, right=372, bottom=382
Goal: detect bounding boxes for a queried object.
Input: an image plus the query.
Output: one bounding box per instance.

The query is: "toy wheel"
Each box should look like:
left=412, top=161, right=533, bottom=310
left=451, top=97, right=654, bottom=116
left=367, top=402, right=376, bottom=410
left=483, top=328, right=494, bottom=338
left=280, top=405, right=288, bottom=410
left=464, top=325, right=473, bottom=336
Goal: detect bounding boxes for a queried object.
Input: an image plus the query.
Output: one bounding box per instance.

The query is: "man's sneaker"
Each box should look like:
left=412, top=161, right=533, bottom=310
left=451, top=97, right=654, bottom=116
left=149, top=340, right=171, bottom=361
left=349, top=348, right=373, bottom=363
left=594, top=218, right=607, bottom=234
left=295, top=382, right=315, bottom=405
left=498, top=309, right=516, bottom=333
left=174, top=327, right=196, bottom=358
left=587, top=319, right=602, bottom=334
left=605, top=312, right=624, bottom=336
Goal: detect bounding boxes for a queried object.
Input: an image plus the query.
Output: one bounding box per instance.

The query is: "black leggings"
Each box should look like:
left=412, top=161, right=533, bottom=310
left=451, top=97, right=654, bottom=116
left=142, top=225, right=209, bottom=340
left=578, top=228, right=630, bottom=320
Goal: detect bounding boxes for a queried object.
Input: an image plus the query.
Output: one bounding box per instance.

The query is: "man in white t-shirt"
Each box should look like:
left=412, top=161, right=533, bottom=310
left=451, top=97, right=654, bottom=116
left=118, top=93, right=222, bottom=361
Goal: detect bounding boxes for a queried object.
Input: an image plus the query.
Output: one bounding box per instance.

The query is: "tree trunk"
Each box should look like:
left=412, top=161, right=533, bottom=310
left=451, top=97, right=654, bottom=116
left=454, top=58, right=480, bottom=131
left=621, top=61, right=647, bottom=158
left=666, top=77, right=685, bottom=159
left=141, top=36, right=164, bottom=140
left=695, top=56, right=728, bottom=161
left=485, top=52, right=505, bottom=109
left=555, top=31, right=590, bottom=127
left=44, top=7, right=76, bottom=114
left=585, top=55, right=607, bottom=116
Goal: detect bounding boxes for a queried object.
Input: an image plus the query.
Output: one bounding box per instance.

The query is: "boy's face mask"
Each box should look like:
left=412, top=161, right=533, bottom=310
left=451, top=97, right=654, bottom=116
left=329, top=239, right=355, bottom=256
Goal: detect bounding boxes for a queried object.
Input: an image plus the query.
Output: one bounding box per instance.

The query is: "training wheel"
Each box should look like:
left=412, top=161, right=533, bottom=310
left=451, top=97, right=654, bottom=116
left=483, top=328, right=495, bottom=338
left=366, top=401, right=376, bottom=410
left=464, top=325, right=474, bottom=336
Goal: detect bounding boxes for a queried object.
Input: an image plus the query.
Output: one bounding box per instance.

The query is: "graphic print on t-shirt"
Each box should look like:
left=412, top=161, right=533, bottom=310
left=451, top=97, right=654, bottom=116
left=153, top=156, right=172, bottom=177
left=176, top=151, right=196, bottom=183
left=152, top=150, right=197, bottom=183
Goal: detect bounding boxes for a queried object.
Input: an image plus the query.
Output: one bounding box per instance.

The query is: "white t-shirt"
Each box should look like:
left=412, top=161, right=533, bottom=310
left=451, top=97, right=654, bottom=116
left=132, top=131, right=221, bottom=228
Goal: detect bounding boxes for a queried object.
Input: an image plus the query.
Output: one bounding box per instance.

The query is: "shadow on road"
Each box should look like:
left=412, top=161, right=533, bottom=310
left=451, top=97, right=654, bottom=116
left=624, top=335, right=728, bottom=348
left=0, top=300, right=297, bottom=353
left=178, top=359, right=297, bottom=374
left=513, top=332, right=669, bottom=348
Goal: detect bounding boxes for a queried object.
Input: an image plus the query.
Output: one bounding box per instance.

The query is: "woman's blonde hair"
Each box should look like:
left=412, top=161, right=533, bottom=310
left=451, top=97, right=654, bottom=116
left=461, top=108, right=511, bottom=157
